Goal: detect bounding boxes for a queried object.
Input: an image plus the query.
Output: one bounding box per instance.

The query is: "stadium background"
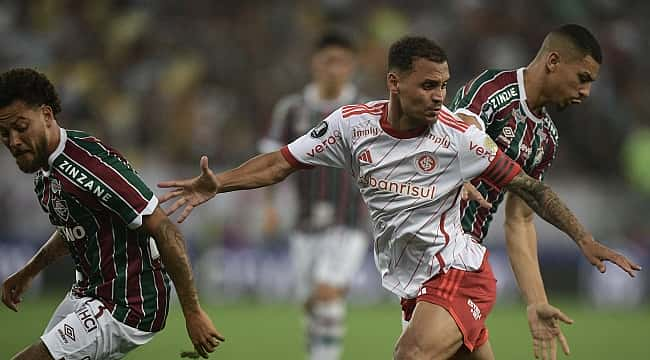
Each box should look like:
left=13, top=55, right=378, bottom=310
left=0, top=0, right=648, bottom=358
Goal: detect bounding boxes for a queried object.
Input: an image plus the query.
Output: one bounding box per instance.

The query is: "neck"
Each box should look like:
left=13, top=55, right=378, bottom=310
left=523, top=62, right=551, bottom=114
left=44, top=125, right=61, bottom=170
left=388, top=96, right=428, bottom=131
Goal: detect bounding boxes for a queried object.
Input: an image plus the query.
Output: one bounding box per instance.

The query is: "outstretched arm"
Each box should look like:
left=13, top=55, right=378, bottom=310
left=503, top=172, right=641, bottom=276
left=158, top=151, right=297, bottom=223
left=143, top=207, right=224, bottom=358
left=2, top=231, right=69, bottom=311
left=505, top=193, right=572, bottom=359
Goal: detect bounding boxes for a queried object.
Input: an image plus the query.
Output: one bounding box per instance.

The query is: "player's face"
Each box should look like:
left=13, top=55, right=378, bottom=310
left=312, top=46, right=355, bottom=93
left=0, top=101, right=52, bottom=173
left=550, top=55, right=600, bottom=111
left=394, top=58, right=449, bottom=124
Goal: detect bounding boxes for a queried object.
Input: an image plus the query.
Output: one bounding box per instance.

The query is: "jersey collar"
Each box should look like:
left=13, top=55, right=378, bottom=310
left=517, top=67, right=546, bottom=123
left=380, top=103, right=428, bottom=139
left=42, top=127, right=67, bottom=177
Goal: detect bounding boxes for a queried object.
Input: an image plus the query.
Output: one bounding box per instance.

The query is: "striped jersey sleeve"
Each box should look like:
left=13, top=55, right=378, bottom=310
left=53, top=131, right=157, bottom=229
left=458, top=125, right=521, bottom=190
left=450, top=69, right=515, bottom=131
left=283, top=107, right=349, bottom=169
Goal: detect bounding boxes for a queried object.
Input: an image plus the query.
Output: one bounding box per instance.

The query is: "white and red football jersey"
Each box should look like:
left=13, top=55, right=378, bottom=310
left=281, top=101, right=521, bottom=298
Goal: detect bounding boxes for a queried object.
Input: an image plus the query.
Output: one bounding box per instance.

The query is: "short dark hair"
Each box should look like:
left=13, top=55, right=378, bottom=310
left=553, top=24, right=602, bottom=64
left=315, top=31, right=356, bottom=52
left=388, top=36, right=447, bottom=73
left=0, top=68, right=62, bottom=114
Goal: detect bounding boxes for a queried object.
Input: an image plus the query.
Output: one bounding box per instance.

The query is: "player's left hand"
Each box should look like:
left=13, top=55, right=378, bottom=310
left=577, top=237, right=642, bottom=277
left=158, top=156, right=220, bottom=223
left=527, top=303, right=573, bottom=360
left=461, top=182, right=492, bottom=209
left=1, top=269, right=35, bottom=312
left=184, top=307, right=225, bottom=358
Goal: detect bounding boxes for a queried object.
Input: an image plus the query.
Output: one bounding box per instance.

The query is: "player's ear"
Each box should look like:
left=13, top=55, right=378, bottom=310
left=546, top=51, right=560, bottom=73
left=387, top=72, right=400, bottom=94
left=41, top=105, right=55, bottom=127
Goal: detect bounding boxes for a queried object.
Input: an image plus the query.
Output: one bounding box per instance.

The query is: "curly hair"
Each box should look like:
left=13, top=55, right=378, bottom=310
left=388, top=36, right=447, bottom=73
left=0, top=68, right=62, bottom=114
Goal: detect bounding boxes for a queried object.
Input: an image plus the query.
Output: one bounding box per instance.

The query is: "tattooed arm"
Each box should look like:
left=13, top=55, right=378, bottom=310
left=2, top=231, right=69, bottom=311
left=143, top=206, right=224, bottom=358
left=503, top=172, right=641, bottom=276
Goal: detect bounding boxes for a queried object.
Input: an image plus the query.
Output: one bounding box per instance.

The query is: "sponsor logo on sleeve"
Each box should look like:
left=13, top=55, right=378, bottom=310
left=469, top=137, right=498, bottom=161
left=310, top=121, right=329, bottom=138
left=306, top=130, right=342, bottom=157
left=481, top=101, right=496, bottom=121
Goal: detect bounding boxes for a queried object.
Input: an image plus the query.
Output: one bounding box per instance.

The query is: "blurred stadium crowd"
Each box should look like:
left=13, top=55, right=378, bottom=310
left=0, top=0, right=648, bottom=304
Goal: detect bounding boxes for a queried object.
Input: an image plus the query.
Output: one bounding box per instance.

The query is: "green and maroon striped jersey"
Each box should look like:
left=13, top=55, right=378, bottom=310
left=450, top=68, right=559, bottom=241
left=34, top=128, right=171, bottom=332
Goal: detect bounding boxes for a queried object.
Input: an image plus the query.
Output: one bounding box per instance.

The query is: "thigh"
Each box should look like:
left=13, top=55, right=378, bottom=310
left=41, top=297, right=154, bottom=360
left=290, top=232, right=318, bottom=300
left=12, top=341, right=54, bottom=360
left=396, top=301, right=464, bottom=360
left=43, top=292, right=77, bottom=335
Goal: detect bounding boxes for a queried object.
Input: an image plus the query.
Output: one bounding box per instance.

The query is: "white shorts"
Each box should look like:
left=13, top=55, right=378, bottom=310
left=290, top=226, right=368, bottom=299
left=41, top=292, right=155, bottom=360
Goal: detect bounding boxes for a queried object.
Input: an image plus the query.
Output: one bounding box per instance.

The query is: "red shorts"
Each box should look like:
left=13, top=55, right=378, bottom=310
left=401, top=253, right=497, bottom=352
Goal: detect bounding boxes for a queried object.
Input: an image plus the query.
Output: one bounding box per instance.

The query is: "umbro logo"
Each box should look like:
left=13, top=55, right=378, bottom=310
left=358, top=149, right=373, bottom=164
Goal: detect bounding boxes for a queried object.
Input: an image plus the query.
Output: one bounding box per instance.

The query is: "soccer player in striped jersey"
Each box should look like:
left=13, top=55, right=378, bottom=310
left=158, top=37, right=640, bottom=359
left=258, top=32, right=369, bottom=360
left=450, top=24, right=609, bottom=359
left=0, top=68, right=223, bottom=359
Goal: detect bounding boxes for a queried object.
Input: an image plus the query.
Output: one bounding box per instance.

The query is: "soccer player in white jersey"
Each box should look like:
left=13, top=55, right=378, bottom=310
left=258, top=32, right=369, bottom=360
left=0, top=68, right=223, bottom=359
left=450, top=24, right=609, bottom=359
left=158, top=37, right=640, bottom=359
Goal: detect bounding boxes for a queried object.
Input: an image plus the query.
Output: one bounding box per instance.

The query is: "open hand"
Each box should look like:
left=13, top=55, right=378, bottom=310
left=578, top=238, right=642, bottom=277
left=158, top=156, right=220, bottom=223
left=527, top=303, right=573, bottom=360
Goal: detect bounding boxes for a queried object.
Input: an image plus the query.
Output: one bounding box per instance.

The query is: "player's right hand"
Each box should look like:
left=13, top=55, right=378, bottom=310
left=184, top=307, right=225, bottom=358
left=1, top=269, right=34, bottom=312
left=527, top=303, right=573, bottom=360
left=158, top=156, right=220, bottom=223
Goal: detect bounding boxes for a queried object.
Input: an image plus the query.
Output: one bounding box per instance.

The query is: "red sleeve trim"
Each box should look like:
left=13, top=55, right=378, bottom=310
left=479, top=150, right=521, bottom=189
left=280, top=145, right=314, bottom=169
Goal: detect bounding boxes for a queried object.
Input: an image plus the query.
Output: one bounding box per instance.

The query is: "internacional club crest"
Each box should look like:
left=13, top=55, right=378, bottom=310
left=414, top=152, right=437, bottom=175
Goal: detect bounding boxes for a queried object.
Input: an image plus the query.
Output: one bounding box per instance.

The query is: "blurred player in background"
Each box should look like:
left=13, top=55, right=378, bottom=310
left=450, top=24, right=606, bottom=360
left=158, top=36, right=640, bottom=359
left=0, top=68, right=223, bottom=359
left=258, top=32, right=369, bottom=360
